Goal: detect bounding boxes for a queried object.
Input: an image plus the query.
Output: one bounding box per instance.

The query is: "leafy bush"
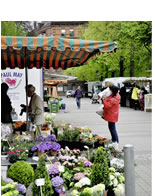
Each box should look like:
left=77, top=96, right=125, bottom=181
left=7, top=161, right=34, bottom=187
left=32, top=156, right=54, bottom=196
left=1, top=182, right=19, bottom=196
left=90, top=147, right=110, bottom=188
left=58, top=128, right=80, bottom=142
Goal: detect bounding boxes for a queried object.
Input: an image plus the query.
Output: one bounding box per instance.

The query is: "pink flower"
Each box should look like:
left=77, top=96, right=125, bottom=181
left=16, top=153, right=20, bottom=156
left=74, top=172, right=85, bottom=181
left=20, top=150, right=25, bottom=152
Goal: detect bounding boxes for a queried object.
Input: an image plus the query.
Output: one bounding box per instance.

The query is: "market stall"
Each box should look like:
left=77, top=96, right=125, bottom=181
left=1, top=36, right=126, bottom=196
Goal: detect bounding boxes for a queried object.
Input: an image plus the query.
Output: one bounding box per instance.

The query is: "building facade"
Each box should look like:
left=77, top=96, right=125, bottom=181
left=37, top=21, right=88, bottom=39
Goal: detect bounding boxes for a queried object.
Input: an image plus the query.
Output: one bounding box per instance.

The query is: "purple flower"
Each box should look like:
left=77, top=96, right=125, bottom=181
left=3, top=178, right=14, bottom=184
left=50, top=143, right=61, bottom=152
left=55, top=187, right=63, bottom=193
left=85, top=161, right=93, bottom=167
left=34, top=135, right=45, bottom=142
left=51, top=176, right=63, bottom=187
left=17, top=183, right=27, bottom=193
left=45, top=135, right=58, bottom=142
left=48, top=165, right=59, bottom=175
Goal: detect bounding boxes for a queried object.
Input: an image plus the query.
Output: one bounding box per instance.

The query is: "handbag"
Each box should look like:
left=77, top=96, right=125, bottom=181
left=96, top=105, right=104, bottom=118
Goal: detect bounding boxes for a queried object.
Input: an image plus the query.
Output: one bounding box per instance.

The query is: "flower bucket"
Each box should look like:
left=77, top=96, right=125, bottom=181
left=37, top=150, right=44, bottom=157
left=50, top=150, right=57, bottom=156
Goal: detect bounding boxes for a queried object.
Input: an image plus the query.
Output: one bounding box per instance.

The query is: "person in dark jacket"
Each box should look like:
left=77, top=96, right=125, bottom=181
left=1, top=82, right=13, bottom=141
left=1, top=82, right=13, bottom=123
left=74, top=86, right=83, bottom=109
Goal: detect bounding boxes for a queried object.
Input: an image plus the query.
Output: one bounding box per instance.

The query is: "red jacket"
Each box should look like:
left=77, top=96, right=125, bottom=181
left=102, top=93, right=120, bottom=122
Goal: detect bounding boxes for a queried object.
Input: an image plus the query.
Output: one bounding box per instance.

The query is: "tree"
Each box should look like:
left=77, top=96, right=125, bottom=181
left=1, top=21, right=27, bottom=36
left=63, top=21, right=152, bottom=80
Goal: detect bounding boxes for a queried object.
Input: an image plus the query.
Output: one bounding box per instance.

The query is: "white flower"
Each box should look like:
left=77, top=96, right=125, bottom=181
left=72, top=190, right=80, bottom=196
left=113, top=178, right=118, bottom=187
left=113, top=184, right=125, bottom=196
left=93, top=184, right=105, bottom=193
left=84, top=145, right=89, bottom=149
left=58, top=165, right=65, bottom=173
left=110, top=174, right=115, bottom=181
left=75, top=177, right=91, bottom=188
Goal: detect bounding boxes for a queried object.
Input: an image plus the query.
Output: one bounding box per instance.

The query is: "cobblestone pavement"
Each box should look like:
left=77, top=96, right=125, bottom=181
left=55, top=96, right=152, bottom=196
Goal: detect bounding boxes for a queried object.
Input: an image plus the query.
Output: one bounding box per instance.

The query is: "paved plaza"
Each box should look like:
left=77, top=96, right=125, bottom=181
left=55, top=96, right=152, bottom=196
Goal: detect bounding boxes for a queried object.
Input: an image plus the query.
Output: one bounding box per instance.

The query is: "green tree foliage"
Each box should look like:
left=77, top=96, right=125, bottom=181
left=1, top=21, right=27, bottom=36
left=63, top=21, right=152, bottom=80
left=90, top=147, right=110, bottom=188
left=32, top=156, right=54, bottom=196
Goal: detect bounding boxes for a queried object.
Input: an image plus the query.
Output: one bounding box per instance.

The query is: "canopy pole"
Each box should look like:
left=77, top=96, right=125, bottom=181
left=24, top=48, right=29, bottom=131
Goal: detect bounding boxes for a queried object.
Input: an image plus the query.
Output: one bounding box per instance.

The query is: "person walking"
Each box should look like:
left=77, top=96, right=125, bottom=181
left=119, top=86, right=127, bottom=107
left=25, top=84, right=45, bottom=137
left=74, top=86, right=83, bottom=109
left=102, top=85, right=121, bottom=152
left=131, top=83, right=140, bottom=110
left=1, top=82, right=13, bottom=141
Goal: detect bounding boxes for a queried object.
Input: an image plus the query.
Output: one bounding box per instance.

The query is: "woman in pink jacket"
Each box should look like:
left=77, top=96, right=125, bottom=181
left=102, top=85, right=121, bottom=151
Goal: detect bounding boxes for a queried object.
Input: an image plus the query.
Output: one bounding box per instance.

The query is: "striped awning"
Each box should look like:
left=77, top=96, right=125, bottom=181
left=1, top=36, right=117, bottom=70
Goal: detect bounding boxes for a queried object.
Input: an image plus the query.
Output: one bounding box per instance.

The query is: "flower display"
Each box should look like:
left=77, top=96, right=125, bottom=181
left=7, top=149, right=28, bottom=162
left=84, top=160, right=93, bottom=167
left=74, top=172, right=85, bottom=181
left=1, top=125, right=12, bottom=140
left=17, top=183, right=27, bottom=194
left=110, top=158, right=124, bottom=172
left=113, top=184, right=125, bottom=196
left=3, top=178, right=14, bottom=184
left=108, top=167, right=125, bottom=196
left=51, top=176, right=63, bottom=187
left=74, top=177, right=91, bottom=188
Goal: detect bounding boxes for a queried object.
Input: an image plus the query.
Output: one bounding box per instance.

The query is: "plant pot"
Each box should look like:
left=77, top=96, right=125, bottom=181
left=37, top=150, right=44, bottom=157
left=50, top=150, right=57, bottom=156
left=107, top=188, right=115, bottom=196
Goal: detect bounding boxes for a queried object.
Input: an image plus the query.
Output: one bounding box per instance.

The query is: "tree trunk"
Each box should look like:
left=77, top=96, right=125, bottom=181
left=130, top=54, right=134, bottom=77
left=120, top=56, right=124, bottom=77
left=111, top=72, right=115, bottom=77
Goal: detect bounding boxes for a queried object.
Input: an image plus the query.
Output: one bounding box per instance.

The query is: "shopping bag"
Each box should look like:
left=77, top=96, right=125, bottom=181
left=96, top=105, right=104, bottom=118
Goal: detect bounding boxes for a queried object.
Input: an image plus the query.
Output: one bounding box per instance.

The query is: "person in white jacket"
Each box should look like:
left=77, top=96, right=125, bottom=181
left=26, top=84, right=45, bottom=136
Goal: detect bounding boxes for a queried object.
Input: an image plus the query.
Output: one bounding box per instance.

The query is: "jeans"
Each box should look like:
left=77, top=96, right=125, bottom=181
left=76, top=97, right=81, bottom=108
left=108, top=122, right=119, bottom=143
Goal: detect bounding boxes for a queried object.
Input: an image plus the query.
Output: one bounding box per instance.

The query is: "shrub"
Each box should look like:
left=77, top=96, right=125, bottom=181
left=32, top=156, right=54, bottom=196
left=7, top=161, right=34, bottom=187
left=90, top=147, right=110, bottom=188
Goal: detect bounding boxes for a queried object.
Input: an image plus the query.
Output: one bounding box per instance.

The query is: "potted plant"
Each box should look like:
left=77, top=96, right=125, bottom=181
left=32, top=156, right=54, bottom=196
left=32, top=135, right=61, bottom=157
left=7, top=161, right=34, bottom=188
left=7, top=149, right=29, bottom=163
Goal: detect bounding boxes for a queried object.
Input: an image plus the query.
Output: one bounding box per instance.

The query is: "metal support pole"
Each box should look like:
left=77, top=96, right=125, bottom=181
left=124, top=144, right=136, bottom=196
left=25, top=66, right=29, bottom=131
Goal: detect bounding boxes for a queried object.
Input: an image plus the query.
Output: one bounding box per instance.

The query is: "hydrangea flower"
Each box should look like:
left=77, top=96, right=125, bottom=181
left=74, top=172, right=85, bottom=181
left=75, top=177, right=90, bottom=188
left=3, top=178, right=14, bottom=184
left=51, top=176, right=63, bottom=187
left=17, top=183, right=27, bottom=193
left=113, top=184, right=125, bottom=196
left=72, top=190, right=80, bottom=196
left=84, top=160, right=93, bottom=167
left=48, top=165, right=59, bottom=175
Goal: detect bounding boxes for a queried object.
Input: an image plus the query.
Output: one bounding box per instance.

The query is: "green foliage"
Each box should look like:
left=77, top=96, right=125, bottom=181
left=7, top=161, right=34, bottom=187
left=90, top=147, right=110, bottom=188
left=1, top=182, right=19, bottom=196
left=1, top=21, right=27, bottom=36
left=63, top=21, right=152, bottom=80
left=32, top=156, right=54, bottom=196
left=58, top=128, right=81, bottom=142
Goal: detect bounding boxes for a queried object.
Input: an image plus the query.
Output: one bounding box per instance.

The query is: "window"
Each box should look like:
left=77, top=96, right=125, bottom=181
left=61, top=29, right=66, bottom=37
left=70, top=29, right=74, bottom=37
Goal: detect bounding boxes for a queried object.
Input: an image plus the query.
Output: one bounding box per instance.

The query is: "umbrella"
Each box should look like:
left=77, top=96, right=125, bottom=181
left=1, top=36, right=117, bottom=70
